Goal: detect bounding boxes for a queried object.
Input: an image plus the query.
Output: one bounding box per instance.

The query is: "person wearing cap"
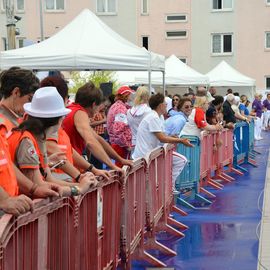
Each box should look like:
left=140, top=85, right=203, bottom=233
left=0, top=67, right=62, bottom=202
left=40, top=76, right=111, bottom=181
left=107, top=85, right=134, bottom=167
left=180, top=96, right=223, bottom=138
left=8, top=87, right=95, bottom=197
left=62, top=82, right=132, bottom=173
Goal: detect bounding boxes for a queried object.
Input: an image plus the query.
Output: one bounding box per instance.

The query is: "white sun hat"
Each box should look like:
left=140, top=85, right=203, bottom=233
left=24, top=86, right=71, bottom=118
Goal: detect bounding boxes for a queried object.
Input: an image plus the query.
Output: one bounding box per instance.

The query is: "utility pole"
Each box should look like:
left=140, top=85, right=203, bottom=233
left=5, top=0, right=16, bottom=50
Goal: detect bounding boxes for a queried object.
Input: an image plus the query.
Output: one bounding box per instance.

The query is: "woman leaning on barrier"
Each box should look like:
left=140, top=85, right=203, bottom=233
left=8, top=87, right=96, bottom=197
left=180, top=95, right=223, bottom=139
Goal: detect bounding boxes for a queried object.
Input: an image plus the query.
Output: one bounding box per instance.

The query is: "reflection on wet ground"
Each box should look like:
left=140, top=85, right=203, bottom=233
left=132, top=132, right=269, bottom=270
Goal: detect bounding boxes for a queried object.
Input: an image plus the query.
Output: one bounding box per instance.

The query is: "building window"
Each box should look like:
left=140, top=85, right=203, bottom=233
left=142, top=36, right=149, bottom=50
left=265, top=32, right=270, bottom=48
left=17, top=38, right=25, bottom=48
left=212, top=33, right=232, bottom=54
left=166, top=14, right=187, bottom=23
left=166, top=30, right=187, bottom=39
left=45, top=0, right=64, bottom=11
left=179, top=57, right=187, bottom=63
left=266, top=77, right=270, bottom=89
left=212, top=0, right=233, bottom=10
left=16, top=0, right=24, bottom=11
left=141, top=0, right=148, bottom=14
left=97, top=0, right=117, bottom=14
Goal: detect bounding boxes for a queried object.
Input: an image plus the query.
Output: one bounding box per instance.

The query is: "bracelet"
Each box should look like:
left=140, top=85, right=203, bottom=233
left=29, top=183, right=38, bottom=198
left=86, top=164, right=94, bottom=172
left=70, top=186, right=80, bottom=197
left=75, top=174, right=81, bottom=183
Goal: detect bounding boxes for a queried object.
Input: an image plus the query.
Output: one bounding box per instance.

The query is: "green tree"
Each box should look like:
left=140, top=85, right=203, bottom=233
left=69, top=71, right=119, bottom=94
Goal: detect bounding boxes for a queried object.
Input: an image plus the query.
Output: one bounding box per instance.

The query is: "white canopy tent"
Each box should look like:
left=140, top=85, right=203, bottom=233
left=205, top=61, right=256, bottom=99
left=134, top=54, right=209, bottom=86
left=0, top=9, right=164, bottom=72
left=206, top=60, right=255, bottom=87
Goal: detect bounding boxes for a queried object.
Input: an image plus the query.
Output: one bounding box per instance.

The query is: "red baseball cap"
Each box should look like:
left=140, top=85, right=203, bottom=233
left=117, top=85, right=135, bottom=95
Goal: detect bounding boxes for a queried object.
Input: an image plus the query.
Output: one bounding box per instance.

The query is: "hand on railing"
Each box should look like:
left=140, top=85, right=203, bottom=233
left=92, top=168, right=111, bottom=181
left=78, top=172, right=99, bottom=194
left=179, top=138, right=194, bottom=148
left=0, top=195, right=33, bottom=216
left=215, top=123, right=223, bottom=131
left=33, top=183, right=61, bottom=198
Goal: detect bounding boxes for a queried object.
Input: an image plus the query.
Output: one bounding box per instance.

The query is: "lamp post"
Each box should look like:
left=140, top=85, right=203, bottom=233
left=5, top=0, right=16, bottom=50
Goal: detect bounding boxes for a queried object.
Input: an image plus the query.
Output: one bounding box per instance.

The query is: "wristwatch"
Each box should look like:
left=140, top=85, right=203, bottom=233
left=70, top=186, right=80, bottom=196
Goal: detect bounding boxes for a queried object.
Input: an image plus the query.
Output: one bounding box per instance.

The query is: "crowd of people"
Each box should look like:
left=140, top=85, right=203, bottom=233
left=0, top=66, right=269, bottom=215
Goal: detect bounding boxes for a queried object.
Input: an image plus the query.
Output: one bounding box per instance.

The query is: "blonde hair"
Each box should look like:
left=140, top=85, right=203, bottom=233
left=134, top=86, right=150, bottom=106
left=194, top=96, right=207, bottom=108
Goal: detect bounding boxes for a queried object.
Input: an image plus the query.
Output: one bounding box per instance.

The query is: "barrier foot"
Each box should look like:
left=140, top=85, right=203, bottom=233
left=247, top=158, right=257, bottom=167
left=230, top=167, right=244, bottom=176
left=177, top=197, right=196, bottom=210
left=145, top=237, right=177, bottom=256
left=215, top=173, right=232, bottom=183
left=208, top=179, right=224, bottom=190
left=200, top=187, right=216, bottom=198
left=135, top=250, right=167, bottom=268
left=195, top=194, right=212, bottom=205
left=220, top=172, right=235, bottom=181
left=158, top=223, right=185, bottom=238
left=252, top=149, right=261, bottom=155
left=249, top=153, right=256, bottom=159
left=168, top=216, right=189, bottom=230
left=172, top=205, right=188, bottom=216
left=235, top=164, right=248, bottom=173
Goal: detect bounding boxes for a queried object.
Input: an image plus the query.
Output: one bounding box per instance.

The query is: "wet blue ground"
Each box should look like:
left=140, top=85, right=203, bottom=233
left=132, top=131, right=269, bottom=270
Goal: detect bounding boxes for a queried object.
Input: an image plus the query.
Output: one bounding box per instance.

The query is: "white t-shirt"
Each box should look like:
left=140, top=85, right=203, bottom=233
left=132, top=110, right=164, bottom=159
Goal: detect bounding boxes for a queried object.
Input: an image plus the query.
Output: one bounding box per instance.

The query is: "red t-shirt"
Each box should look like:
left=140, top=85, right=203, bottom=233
left=194, top=108, right=208, bottom=129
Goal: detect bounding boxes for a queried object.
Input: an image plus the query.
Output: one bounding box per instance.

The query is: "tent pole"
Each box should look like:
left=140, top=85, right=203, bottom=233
left=148, top=70, right=152, bottom=94
left=162, top=71, right=165, bottom=95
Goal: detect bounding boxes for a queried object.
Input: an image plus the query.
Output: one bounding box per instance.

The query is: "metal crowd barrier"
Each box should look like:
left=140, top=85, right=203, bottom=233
left=233, top=122, right=257, bottom=172
left=176, top=135, right=212, bottom=209
left=0, top=197, right=75, bottom=270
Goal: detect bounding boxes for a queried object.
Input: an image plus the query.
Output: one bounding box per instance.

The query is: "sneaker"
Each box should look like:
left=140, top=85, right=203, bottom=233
left=172, top=188, right=180, bottom=195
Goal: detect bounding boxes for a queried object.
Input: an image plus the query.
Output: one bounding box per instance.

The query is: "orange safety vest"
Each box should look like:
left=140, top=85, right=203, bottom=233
left=8, top=130, right=47, bottom=179
left=0, top=113, right=16, bottom=137
left=0, top=116, right=19, bottom=196
left=47, top=127, right=74, bottom=174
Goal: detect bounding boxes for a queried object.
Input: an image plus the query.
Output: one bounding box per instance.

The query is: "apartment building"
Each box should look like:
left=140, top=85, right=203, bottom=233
left=191, top=0, right=270, bottom=89
left=0, top=0, right=137, bottom=50
left=137, top=0, right=191, bottom=63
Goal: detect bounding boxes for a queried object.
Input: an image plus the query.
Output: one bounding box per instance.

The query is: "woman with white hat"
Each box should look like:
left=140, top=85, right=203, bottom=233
left=8, top=87, right=95, bottom=197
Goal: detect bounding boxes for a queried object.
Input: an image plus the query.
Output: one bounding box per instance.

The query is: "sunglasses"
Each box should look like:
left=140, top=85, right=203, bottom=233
left=183, top=105, right=193, bottom=109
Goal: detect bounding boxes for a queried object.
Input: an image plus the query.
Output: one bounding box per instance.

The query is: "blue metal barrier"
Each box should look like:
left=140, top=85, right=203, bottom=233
left=176, top=135, right=211, bottom=209
left=233, top=121, right=256, bottom=172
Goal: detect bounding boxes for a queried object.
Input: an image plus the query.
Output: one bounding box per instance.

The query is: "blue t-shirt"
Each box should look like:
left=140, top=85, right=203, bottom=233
left=239, top=103, right=249, bottom=116
left=165, top=111, right=188, bottom=136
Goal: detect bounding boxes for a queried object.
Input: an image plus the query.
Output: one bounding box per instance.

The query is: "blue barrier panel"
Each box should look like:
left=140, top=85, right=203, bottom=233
left=233, top=121, right=256, bottom=170
left=176, top=135, right=200, bottom=191
left=249, top=119, right=255, bottom=152
left=176, top=136, right=211, bottom=209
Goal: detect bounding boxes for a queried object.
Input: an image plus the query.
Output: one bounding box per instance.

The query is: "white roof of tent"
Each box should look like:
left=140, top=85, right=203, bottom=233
left=206, top=60, right=255, bottom=87
left=134, top=54, right=209, bottom=85
left=0, top=9, right=164, bottom=71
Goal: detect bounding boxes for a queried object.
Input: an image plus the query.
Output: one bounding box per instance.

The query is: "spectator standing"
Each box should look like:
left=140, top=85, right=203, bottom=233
left=222, top=94, right=237, bottom=127
left=107, top=86, right=134, bottom=167
left=251, top=93, right=264, bottom=140
left=168, top=94, right=181, bottom=117
left=206, top=95, right=224, bottom=125
left=262, top=93, right=270, bottom=130
left=127, top=86, right=151, bottom=146
left=132, top=93, right=192, bottom=194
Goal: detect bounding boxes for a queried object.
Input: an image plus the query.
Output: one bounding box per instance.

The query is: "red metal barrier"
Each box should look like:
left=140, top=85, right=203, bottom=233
left=0, top=197, right=75, bottom=270
left=119, top=158, right=150, bottom=269
left=200, top=132, right=224, bottom=193
left=75, top=172, right=122, bottom=270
